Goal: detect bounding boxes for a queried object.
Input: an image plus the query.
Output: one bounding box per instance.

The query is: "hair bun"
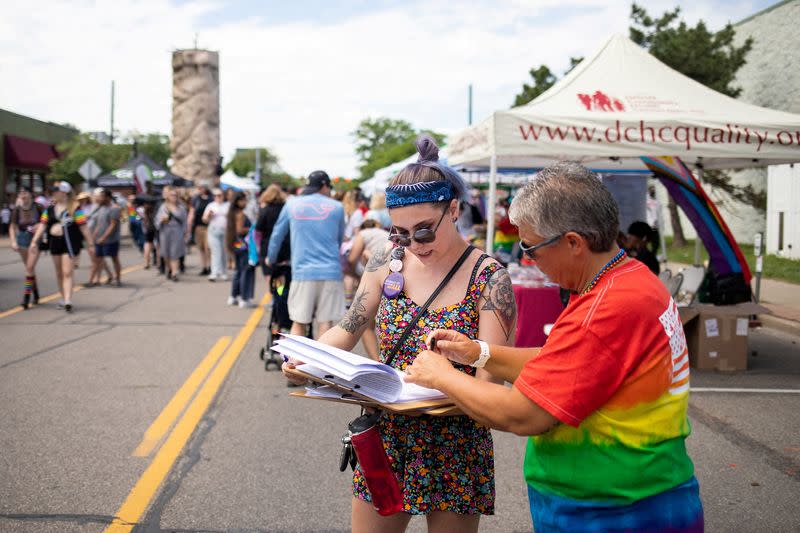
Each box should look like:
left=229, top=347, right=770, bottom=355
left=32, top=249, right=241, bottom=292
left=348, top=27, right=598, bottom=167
left=416, top=134, right=439, bottom=163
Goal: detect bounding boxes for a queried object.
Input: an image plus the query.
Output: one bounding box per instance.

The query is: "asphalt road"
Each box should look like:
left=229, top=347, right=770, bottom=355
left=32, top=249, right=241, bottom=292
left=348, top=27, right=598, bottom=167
left=0, top=240, right=798, bottom=532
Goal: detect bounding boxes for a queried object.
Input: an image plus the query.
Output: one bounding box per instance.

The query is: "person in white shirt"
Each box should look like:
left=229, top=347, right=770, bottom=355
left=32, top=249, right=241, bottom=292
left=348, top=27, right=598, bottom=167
left=202, top=188, right=229, bottom=281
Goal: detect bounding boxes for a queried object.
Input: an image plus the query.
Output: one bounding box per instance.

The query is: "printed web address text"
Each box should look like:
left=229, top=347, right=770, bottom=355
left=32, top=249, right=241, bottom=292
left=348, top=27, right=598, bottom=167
left=519, top=120, right=800, bottom=152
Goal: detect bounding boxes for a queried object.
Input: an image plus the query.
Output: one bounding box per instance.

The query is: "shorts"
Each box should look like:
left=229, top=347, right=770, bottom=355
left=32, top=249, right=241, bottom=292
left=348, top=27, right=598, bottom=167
left=144, top=229, right=156, bottom=243
left=16, top=231, right=33, bottom=249
left=528, top=477, right=703, bottom=533
left=49, top=236, right=82, bottom=257
left=195, top=225, right=208, bottom=249
left=287, top=279, right=345, bottom=324
left=95, top=241, right=120, bottom=257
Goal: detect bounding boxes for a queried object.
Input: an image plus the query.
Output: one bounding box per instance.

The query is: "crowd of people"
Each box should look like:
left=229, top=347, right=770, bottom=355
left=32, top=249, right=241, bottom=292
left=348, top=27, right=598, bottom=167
left=3, top=137, right=701, bottom=532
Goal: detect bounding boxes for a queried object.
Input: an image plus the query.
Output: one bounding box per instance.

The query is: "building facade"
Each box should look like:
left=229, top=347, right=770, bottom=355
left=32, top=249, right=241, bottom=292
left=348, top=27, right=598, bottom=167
left=726, top=0, right=799, bottom=244
left=0, top=108, right=78, bottom=204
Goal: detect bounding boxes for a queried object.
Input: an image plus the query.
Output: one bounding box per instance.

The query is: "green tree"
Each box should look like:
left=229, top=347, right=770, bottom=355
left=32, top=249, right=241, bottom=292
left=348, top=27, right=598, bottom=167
left=224, top=147, right=295, bottom=188
left=630, top=3, right=752, bottom=98
left=49, top=132, right=172, bottom=186
left=352, top=117, right=445, bottom=180
left=512, top=57, right=583, bottom=107
left=630, top=3, right=757, bottom=246
left=124, top=132, right=171, bottom=167
left=49, top=134, right=131, bottom=185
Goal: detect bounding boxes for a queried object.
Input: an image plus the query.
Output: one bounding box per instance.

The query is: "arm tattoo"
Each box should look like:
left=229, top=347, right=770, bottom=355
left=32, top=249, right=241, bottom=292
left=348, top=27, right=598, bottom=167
left=481, top=268, right=517, bottom=341
left=339, top=289, right=370, bottom=334
left=365, top=246, right=391, bottom=272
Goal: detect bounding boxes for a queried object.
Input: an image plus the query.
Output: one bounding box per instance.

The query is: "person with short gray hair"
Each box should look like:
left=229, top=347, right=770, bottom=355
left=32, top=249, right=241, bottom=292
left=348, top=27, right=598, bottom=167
left=508, top=162, right=619, bottom=253
left=407, top=162, right=703, bottom=532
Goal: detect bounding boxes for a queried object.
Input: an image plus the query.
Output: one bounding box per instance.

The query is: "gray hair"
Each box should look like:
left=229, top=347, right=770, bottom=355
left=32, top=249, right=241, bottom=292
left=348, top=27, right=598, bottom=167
left=508, top=162, right=619, bottom=253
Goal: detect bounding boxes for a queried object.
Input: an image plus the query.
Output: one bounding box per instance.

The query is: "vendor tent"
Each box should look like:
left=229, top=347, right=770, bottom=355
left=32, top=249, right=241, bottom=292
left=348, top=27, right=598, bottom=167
left=448, top=34, right=800, bottom=280
left=91, top=154, right=191, bottom=190
left=220, top=169, right=260, bottom=192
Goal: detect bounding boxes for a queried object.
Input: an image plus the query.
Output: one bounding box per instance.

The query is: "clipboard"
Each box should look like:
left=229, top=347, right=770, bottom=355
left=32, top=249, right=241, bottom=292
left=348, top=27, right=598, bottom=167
left=285, top=367, right=460, bottom=416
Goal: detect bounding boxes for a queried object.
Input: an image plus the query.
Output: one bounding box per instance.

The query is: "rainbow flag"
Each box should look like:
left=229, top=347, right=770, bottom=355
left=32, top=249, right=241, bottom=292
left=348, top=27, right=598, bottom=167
left=641, top=156, right=751, bottom=283
left=232, top=239, right=246, bottom=250
left=39, top=210, right=49, bottom=224
left=127, top=205, right=137, bottom=221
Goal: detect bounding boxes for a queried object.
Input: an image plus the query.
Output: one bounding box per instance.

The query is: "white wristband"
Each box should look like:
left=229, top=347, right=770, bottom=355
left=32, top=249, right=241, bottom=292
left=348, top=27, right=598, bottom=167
left=472, top=339, right=491, bottom=368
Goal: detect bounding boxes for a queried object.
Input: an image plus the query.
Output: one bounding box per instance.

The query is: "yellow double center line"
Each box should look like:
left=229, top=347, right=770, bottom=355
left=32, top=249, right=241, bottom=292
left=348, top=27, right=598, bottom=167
left=104, top=291, right=270, bottom=533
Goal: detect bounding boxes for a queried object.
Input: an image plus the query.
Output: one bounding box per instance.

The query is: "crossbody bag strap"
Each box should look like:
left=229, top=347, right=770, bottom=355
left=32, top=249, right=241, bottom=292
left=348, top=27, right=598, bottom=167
left=384, top=245, right=475, bottom=367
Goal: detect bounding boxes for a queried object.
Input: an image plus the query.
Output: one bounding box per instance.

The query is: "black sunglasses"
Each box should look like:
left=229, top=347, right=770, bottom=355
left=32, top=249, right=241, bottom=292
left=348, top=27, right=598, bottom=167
left=388, top=208, right=448, bottom=247
left=519, top=234, right=562, bottom=258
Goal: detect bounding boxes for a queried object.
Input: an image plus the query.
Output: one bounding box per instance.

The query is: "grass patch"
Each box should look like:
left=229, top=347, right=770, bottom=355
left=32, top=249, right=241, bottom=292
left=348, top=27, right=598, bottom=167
left=663, top=237, right=800, bottom=285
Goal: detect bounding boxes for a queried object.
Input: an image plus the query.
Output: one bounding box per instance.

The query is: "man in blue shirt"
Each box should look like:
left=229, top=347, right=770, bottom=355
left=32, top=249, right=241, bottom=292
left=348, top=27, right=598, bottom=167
left=267, top=171, right=345, bottom=338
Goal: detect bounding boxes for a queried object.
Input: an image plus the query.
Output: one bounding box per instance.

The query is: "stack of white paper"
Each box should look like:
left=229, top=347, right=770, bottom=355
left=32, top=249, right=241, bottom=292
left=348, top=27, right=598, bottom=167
left=272, top=334, right=446, bottom=404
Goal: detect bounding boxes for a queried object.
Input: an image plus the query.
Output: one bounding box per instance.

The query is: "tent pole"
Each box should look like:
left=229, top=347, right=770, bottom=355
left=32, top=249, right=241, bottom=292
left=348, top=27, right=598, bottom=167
left=486, top=155, right=497, bottom=255
left=694, top=166, right=703, bottom=266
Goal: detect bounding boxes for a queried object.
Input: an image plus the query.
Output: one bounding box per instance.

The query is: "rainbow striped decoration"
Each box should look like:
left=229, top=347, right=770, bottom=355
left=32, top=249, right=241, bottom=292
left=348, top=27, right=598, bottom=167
left=39, top=210, right=49, bottom=223
left=127, top=205, right=137, bottom=221
left=24, top=276, right=34, bottom=296
left=640, top=156, right=752, bottom=283
left=232, top=239, right=246, bottom=250
left=73, top=209, right=87, bottom=226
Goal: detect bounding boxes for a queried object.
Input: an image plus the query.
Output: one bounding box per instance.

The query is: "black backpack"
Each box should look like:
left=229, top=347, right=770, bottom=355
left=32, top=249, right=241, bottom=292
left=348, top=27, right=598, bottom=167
left=699, top=269, right=752, bottom=305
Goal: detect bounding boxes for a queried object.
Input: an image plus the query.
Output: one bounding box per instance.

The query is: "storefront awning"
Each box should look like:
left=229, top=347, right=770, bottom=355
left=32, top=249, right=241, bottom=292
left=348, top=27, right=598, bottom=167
left=3, top=134, right=59, bottom=170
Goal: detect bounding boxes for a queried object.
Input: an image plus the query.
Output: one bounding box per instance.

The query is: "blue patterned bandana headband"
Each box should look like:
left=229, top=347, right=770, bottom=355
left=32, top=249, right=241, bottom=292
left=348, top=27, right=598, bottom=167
left=385, top=180, right=455, bottom=209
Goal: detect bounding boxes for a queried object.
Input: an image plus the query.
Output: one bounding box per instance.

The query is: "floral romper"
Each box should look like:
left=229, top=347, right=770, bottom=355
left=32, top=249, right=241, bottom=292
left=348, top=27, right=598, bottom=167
left=353, top=255, right=503, bottom=515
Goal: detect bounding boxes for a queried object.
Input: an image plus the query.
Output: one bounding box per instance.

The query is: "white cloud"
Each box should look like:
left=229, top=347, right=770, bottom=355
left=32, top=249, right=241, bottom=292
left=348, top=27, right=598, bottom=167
left=0, top=0, right=767, bottom=178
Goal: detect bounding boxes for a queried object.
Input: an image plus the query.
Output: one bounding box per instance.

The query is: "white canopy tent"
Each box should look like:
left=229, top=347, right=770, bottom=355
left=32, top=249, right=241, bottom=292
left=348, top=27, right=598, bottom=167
left=358, top=153, right=419, bottom=197
left=359, top=150, right=452, bottom=197
left=448, top=34, right=800, bottom=252
left=220, top=169, right=260, bottom=192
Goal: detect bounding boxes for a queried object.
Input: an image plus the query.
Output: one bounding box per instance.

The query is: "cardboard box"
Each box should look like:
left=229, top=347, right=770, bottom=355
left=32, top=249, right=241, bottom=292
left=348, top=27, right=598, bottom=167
left=682, top=302, right=770, bottom=372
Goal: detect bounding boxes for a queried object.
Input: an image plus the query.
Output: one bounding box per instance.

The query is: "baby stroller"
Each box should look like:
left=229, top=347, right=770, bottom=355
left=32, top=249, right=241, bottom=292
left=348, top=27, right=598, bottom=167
left=259, top=262, right=308, bottom=370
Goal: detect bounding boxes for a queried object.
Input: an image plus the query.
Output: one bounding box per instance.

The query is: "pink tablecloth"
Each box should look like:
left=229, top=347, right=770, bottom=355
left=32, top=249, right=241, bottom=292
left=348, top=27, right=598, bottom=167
left=513, top=284, right=564, bottom=348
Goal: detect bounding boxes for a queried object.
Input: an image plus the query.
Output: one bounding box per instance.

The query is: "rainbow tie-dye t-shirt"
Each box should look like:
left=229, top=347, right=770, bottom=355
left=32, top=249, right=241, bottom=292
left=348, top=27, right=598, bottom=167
left=515, top=260, right=702, bottom=531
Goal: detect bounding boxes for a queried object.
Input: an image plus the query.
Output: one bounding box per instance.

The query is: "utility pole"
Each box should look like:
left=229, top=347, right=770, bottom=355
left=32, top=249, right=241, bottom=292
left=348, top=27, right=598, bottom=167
left=468, top=84, right=473, bottom=126
left=110, top=80, right=115, bottom=144
left=255, top=148, right=261, bottom=184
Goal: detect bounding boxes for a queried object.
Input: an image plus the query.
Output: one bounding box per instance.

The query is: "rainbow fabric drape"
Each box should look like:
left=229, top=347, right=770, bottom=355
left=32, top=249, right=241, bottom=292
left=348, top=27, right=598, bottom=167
left=640, top=156, right=752, bottom=283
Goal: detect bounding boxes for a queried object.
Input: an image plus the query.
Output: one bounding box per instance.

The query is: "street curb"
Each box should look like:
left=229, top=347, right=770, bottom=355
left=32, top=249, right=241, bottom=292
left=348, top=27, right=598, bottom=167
left=759, top=314, right=800, bottom=338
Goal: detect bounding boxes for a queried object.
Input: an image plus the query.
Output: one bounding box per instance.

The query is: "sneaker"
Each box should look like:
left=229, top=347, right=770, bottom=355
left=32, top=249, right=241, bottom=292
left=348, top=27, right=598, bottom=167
left=221, top=274, right=229, bottom=281
left=227, top=296, right=239, bottom=306
left=239, top=299, right=256, bottom=308
left=208, top=274, right=218, bottom=282
left=64, top=303, right=73, bottom=313
left=56, top=300, right=65, bottom=309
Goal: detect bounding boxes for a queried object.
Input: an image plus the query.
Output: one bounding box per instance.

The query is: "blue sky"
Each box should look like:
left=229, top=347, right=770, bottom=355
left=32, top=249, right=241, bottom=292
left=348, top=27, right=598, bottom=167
left=0, top=0, right=781, bottom=177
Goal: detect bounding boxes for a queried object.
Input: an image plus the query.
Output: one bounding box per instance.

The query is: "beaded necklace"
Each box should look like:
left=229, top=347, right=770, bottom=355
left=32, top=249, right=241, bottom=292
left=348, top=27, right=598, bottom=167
left=580, top=249, right=627, bottom=295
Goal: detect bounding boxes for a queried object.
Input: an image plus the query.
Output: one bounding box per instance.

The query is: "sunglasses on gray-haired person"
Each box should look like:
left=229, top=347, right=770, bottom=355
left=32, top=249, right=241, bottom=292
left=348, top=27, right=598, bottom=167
left=519, top=234, right=563, bottom=259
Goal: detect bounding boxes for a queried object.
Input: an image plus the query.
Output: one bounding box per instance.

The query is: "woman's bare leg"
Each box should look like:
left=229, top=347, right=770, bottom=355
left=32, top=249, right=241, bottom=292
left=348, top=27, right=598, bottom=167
left=52, top=255, right=64, bottom=299
left=16, top=248, right=29, bottom=271
left=351, top=497, right=411, bottom=533
left=426, top=511, right=479, bottom=533
left=61, top=254, right=75, bottom=303
left=143, top=242, right=153, bottom=267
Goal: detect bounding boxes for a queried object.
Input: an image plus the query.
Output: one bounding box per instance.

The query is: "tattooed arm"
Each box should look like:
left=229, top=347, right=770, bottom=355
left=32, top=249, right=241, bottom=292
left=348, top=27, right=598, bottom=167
left=480, top=267, right=517, bottom=343
left=364, top=244, right=391, bottom=272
